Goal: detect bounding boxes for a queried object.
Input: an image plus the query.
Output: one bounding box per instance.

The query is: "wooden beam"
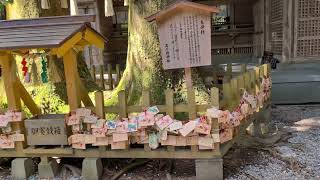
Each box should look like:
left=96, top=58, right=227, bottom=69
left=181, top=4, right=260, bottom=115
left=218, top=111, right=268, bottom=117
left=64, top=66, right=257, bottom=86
left=84, top=28, right=105, bottom=49
left=17, top=80, right=41, bottom=115
left=53, top=32, right=83, bottom=58
left=63, top=50, right=82, bottom=110
left=0, top=54, right=24, bottom=151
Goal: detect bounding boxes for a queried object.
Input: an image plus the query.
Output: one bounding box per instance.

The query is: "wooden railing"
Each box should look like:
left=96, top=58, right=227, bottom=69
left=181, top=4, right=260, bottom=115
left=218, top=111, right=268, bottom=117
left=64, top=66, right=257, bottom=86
left=90, top=64, right=123, bottom=90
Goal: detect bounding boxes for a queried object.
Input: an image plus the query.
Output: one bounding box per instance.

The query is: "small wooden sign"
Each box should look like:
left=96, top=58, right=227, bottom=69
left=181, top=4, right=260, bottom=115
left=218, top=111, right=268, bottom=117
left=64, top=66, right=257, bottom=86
left=24, top=114, right=68, bottom=146
left=146, top=1, right=219, bottom=70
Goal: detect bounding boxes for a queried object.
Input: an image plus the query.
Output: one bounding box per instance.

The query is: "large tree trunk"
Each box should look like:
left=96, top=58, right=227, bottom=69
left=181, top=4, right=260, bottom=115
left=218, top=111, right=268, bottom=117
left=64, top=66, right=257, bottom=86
left=110, top=0, right=209, bottom=106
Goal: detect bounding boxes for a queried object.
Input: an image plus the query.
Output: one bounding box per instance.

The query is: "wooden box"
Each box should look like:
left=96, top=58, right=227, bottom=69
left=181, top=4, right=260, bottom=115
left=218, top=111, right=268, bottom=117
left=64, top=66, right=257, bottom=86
left=24, top=114, right=68, bottom=146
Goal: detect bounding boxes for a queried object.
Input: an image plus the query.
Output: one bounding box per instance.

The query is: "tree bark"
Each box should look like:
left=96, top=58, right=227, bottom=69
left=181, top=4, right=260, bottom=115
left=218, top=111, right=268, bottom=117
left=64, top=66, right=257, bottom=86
left=110, top=0, right=209, bottom=106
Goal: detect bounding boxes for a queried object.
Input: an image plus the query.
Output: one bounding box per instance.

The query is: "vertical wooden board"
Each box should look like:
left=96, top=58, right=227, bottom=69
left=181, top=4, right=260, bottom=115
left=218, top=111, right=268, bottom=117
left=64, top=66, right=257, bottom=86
left=210, top=88, right=220, bottom=152
left=249, top=70, right=256, bottom=93
left=95, top=91, right=105, bottom=118
left=255, top=67, right=261, bottom=93
left=222, top=83, right=232, bottom=109
left=99, top=65, right=105, bottom=89
left=157, top=10, right=211, bottom=69
left=63, top=50, right=81, bottom=111
left=230, top=78, right=238, bottom=109
left=142, top=90, right=151, bottom=151
left=226, top=63, right=232, bottom=80
left=210, top=87, right=219, bottom=108
left=244, top=72, right=251, bottom=92
left=165, top=89, right=175, bottom=152
left=118, top=91, right=127, bottom=118
left=212, top=65, right=219, bottom=86
left=241, top=64, right=247, bottom=73
left=107, top=64, right=113, bottom=90
left=186, top=87, right=197, bottom=152
left=116, top=64, right=121, bottom=85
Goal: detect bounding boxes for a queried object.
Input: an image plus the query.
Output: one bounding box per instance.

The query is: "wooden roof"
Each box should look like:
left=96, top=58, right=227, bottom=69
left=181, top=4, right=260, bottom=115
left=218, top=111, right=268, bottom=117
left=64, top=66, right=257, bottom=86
left=146, top=0, right=219, bottom=22
left=0, top=15, right=106, bottom=53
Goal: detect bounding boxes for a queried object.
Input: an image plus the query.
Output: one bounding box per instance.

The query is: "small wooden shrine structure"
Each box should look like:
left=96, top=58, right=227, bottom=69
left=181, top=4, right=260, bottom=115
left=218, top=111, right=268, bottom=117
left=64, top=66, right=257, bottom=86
left=0, top=15, right=105, bottom=150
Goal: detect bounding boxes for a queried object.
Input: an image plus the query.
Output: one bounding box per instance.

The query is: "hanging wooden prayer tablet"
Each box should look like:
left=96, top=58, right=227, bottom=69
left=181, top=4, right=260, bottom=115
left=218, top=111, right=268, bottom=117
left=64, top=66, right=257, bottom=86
left=195, top=122, right=211, bottom=135
left=8, top=133, right=25, bottom=142
left=83, top=115, right=98, bottom=124
left=168, top=121, right=183, bottom=131
left=198, top=136, right=213, bottom=148
left=93, top=137, right=109, bottom=146
left=113, top=133, right=128, bottom=142
left=67, top=114, right=80, bottom=126
left=106, top=121, right=117, bottom=129
left=156, top=115, right=173, bottom=130
left=0, top=115, right=8, bottom=127
left=148, top=132, right=159, bottom=149
left=179, top=121, right=196, bottom=137
left=72, top=142, right=86, bottom=149
left=220, top=128, right=233, bottom=144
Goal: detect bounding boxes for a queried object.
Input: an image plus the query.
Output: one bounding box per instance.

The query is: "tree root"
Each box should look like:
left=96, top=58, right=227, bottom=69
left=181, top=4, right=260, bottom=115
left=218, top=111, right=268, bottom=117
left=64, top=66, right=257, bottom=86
left=109, top=159, right=151, bottom=180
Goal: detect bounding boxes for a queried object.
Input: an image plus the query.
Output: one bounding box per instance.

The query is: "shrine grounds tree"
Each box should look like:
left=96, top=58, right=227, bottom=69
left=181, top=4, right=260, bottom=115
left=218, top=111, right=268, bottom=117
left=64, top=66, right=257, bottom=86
left=109, top=0, right=209, bottom=106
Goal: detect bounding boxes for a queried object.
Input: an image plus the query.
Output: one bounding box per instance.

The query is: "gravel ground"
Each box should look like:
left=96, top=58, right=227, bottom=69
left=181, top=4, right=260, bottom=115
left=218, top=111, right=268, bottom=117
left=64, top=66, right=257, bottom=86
left=0, top=105, right=320, bottom=180
left=226, top=105, right=320, bottom=180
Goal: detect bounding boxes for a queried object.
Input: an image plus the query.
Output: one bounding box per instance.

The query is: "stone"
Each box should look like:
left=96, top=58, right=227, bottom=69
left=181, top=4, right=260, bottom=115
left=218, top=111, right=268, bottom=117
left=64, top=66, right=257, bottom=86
left=38, top=157, right=59, bottom=178
left=11, top=158, right=35, bottom=180
left=82, top=158, right=103, bottom=180
left=195, top=158, right=223, bottom=180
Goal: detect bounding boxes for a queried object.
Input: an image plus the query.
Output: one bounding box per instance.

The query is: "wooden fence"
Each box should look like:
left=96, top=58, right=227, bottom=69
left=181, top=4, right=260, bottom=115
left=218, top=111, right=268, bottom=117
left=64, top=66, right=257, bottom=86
left=90, top=64, right=123, bottom=90
left=0, top=64, right=270, bottom=160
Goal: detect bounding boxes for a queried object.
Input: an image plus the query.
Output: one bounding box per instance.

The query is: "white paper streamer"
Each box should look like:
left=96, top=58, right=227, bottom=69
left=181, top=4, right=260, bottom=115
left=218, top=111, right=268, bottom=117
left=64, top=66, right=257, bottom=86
left=124, top=0, right=129, bottom=6
left=61, top=0, right=68, bottom=9
left=41, top=0, right=50, bottom=9
left=105, top=0, right=115, bottom=17
left=70, top=0, right=79, bottom=16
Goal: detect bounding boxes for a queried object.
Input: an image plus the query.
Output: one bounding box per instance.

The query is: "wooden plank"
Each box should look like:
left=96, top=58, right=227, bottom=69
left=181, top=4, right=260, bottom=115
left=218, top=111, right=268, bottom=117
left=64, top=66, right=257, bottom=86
left=211, top=88, right=220, bottom=152
left=17, top=80, right=41, bottom=115
left=142, top=90, right=151, bottom=151
left=63, top=50, right=81, bottom=110
left=107, top=64, right=113, bottom=90
left=54, top=32, right=83, bottom=57
left=226, top=63, right=232, bottom=80
left=165, top=89, right=175, bottom=152
left=222, top=82, right=232, bottom=109
left=0, top=54, right=24, bottom=151
left=116, top=64, right=121, bottom=85
left=118, top=91, right=127, bottom=118
left=0, top=15, right=95, bottom=27
left=99, top=65, right=105, bottom=89
left=230, top=78, right=238, bottom=109
left=84, top=28, right=105, bottom=49
left=95, top=91, right=106, bottom=152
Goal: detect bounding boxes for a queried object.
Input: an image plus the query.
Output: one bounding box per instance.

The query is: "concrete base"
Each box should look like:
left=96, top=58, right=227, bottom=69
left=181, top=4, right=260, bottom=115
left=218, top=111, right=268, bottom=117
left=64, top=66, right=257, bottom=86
left=11, top=158, right=35, bottom=180
left=82, top=158, right=103, bottom=180
left=38, top=158, right=59, bottom=178
left=195, top=158, right=223, bottom=180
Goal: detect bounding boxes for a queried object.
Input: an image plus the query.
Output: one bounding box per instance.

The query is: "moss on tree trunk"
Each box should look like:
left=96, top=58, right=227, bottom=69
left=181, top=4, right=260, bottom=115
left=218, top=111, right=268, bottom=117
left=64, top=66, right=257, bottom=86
left=108, top=0, right=209, bottom=106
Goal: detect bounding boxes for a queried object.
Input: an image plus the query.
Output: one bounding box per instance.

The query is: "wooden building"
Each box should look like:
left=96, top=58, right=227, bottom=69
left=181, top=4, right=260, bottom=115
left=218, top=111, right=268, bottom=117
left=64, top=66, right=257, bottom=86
left=76, top=0, right=320, bottom=68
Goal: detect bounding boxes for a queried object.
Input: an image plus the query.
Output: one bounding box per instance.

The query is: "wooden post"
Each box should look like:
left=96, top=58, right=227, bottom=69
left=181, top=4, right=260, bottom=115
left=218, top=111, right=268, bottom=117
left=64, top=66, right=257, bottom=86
left=116, top=64, right=121, bottom=85
left=0, top=54, right=24, bottom=151
left=91, top=65, right=96, bottom=82
left=95, top=91, right=106, bottom=151
left=17, top=81, right=41, bottom=115
left=212, top=65, right=219, bottom=87
left=118, top=90, right=129, bottom=149
left=107, top=64, right=113, bottom=90
left=63, top=50, right=81, bottom=110
left=142, top=90, right=151, bottom=151
left=165, top=89, right=175, bottom=152
left=226, top=63, right=232, bottom=80
left=210, top=87, right=220, bottom=152
left=184, top=68, right=198, bottom=152
left=99, top=65, right=105, bottom=90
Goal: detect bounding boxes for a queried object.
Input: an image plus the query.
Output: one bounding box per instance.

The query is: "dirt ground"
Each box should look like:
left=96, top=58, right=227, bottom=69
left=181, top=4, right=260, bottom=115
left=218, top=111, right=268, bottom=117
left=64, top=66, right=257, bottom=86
left=0, top=105, right=320, bottom=180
